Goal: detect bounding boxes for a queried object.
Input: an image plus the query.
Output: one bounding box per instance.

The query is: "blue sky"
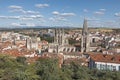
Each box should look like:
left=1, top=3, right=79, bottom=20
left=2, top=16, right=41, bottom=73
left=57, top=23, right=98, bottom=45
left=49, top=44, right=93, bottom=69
left=0, top=0, right=120, bottom=28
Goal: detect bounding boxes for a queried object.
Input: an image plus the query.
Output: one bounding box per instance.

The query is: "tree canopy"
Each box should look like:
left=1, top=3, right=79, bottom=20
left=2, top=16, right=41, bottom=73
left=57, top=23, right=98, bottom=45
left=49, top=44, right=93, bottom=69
left=0, top=54, right=120, bottom=80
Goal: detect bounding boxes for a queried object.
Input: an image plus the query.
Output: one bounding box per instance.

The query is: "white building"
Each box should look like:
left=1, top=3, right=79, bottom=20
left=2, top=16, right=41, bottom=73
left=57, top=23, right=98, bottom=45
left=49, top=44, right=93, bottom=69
left=89, top=53, right=120, bottom=71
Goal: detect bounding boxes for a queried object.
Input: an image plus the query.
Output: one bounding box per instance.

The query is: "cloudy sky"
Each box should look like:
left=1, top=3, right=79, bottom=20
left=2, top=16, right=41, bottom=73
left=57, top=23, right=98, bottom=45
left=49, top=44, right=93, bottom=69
left=0, top=0, right=120, bottom=28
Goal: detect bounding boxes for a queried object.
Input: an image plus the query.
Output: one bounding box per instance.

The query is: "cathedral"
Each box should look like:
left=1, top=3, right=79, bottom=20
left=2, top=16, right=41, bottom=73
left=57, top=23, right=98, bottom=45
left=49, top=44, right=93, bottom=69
left=80, top=19, right=90, bottom=53
left=48, top=19, right=90, bottom=53
left=54, top=28, right=68, bottom=45
left=48, top=28, right=76, bottom=53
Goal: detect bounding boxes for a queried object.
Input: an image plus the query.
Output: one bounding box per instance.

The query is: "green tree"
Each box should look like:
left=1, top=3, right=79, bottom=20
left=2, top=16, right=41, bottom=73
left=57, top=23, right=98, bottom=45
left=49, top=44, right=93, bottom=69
left=69, top=38, right=79, bottom=45
left=0, top=54, right=120, bottom=80
left=16, top=56, right=26, bottom=64
left=35, top=58, right=67, bottom=80
left=40, top=34, right=54, bottom=43
left=13, top=69, right=40, bottom=80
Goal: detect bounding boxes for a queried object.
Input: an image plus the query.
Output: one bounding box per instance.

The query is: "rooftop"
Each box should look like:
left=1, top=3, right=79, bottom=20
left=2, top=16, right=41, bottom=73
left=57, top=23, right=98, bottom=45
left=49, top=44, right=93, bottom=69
left=90, top=53, right=120, bottom=64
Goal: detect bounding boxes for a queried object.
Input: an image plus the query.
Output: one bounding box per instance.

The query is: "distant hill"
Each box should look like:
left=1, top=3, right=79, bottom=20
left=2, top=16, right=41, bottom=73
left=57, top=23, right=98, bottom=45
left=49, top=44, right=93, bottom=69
left=0, top=26, right=119, bottom=32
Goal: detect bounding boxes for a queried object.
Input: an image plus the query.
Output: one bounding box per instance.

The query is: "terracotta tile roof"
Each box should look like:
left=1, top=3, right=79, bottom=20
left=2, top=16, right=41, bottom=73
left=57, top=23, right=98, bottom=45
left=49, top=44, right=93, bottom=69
left=16, top=40, right=26, bottom=44
left=90, top=53, right=120, bottom=64
left=0, top=41, right=11, bottom=49
left=2, top=49, right=23, bottom=57
left=15, top=40, right=26, bottom=47
left=26, top=56, right=40, bottom=63
left=63, top=52, right=83, bottom=56
left=86, top=52, right=102, bottom=55
left=1, top=49, right=35, bottom=57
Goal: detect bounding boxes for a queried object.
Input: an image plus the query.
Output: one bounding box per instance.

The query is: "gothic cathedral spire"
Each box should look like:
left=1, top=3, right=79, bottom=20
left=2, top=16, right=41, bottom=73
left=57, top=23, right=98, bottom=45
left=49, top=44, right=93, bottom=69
left=82, top=19, right=88, bottom=35
left=81, top=19, right=90, bottom=53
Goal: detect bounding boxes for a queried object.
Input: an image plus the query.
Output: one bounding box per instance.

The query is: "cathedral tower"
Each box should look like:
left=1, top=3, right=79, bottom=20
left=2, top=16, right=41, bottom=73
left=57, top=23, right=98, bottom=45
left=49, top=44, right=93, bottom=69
left=81, top=19, right=90, bottom=53
left=54, top=28, right=67, bottom=45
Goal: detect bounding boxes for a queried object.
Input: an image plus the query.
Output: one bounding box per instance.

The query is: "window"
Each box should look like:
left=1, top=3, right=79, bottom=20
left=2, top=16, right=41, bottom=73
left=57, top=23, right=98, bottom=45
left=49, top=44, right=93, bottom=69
left=107, top=65, right=110, bottom=70
left=119, top=66, right=120, bottom=71
left=105, top=64, right=107, bottom=70
left=110, top=65, right=113, bottom=71
left=63, top=48, right=66, bottom=51
left=113, top=66, right=116, bottom=71
left=94, top=63, right=97, bottom=68
left=67, top=48, right=70, bottom=52
left=97, top=64, right=100, bottom=69
left=71, top=48, right=74, bottom=52
left=100, top=64, right=102, bottom=70
left=102, top=64, right=105, bottom=70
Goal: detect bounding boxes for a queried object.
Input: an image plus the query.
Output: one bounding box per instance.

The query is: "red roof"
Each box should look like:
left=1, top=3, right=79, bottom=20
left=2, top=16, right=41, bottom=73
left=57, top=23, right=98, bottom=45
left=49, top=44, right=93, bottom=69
left=90, top=53, right=120, bottom=64
left=26, top=56, right=40, bottom=63
left=2, top=49, right=35, bottom=57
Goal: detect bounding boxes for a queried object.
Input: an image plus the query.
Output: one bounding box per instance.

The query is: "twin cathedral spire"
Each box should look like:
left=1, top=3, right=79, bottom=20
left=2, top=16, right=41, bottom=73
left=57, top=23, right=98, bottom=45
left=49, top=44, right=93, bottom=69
left=52, top=19, right=90, bottom=53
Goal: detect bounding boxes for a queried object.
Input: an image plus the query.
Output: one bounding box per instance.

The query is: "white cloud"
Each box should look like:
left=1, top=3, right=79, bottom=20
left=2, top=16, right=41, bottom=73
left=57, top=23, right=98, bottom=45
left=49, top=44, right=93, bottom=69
left=52, top=11, right=75, bottom=17
left=93, top=9, right=106, bottom=15
left=83, top=9, right=88, bottom=12
left=10, top=9, right=39, bottom=14
left=94, top=11, right=104, bottom=15
left=35, top=4, right=49, bottom=8
left=20, top=15, right=44, bottom=20
left=29, top=15, right=44, bottom=18
left=8, top=5, right=40, bottom=14
left=0, top=15, right=43, bottom=20
left=51, top=11, right=75, bottom=23
left=0, top=16, right=20, bottom=19
left=0, top=16, right=8, bottom=19
left=8, top=16, right=20, bottom=19
left=24, top=10, right=39, bottom=14
left=52, top=11, right=60, bottom=15
left=99, top=9, right=106, bottom=11
left=49, top=17, right=67, bottom=21
left=10, top=9, right=24, bottom=12
left=11, top=23, right=21, bottom=26
left=60, top=13, right=75, bottom=17
left=8, top=5, right=22, bottom=9
left=115, top=12, right=120, bottom=17
left=11, top=23, right=35, bottom=27
left=19, top=17, right=33, bottom=20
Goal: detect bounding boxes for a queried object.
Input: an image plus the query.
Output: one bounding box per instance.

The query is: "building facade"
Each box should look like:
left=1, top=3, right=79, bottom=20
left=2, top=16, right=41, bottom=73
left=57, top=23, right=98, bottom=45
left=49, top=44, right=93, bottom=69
left=48, top=28, right=74, bottom=53
left=89, top=53, right=120, bottom=71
